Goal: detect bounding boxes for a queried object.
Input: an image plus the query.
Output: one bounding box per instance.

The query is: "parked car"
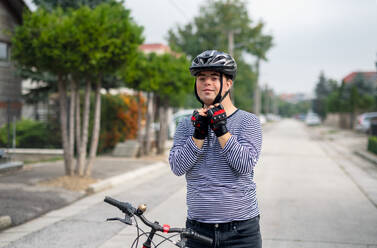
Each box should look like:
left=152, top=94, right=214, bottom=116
left=305, top=113, right=321, bottom=126
left=355, top=112, right=377, bottom=133
left=258, top=114, right=266, bottom=125
left=169, top=109, right=195, bottom=139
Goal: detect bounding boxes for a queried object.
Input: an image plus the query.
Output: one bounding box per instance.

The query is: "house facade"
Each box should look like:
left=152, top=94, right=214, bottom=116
left=0, top=0, right=26, bottom=127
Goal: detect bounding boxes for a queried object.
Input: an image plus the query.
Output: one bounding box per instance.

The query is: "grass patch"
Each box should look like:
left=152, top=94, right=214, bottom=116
left=327, top=129, right=338, bottom=134
left=38, top=175, right=98, bottom=191
left=24, top=156, right=63, bottom=165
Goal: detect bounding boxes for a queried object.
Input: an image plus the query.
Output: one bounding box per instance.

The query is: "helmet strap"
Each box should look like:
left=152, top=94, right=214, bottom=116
left=220, top=89, right=230, bottom=102
left=212, top=73, right=223, bottom=105
left=194, top=78, right=204, bottom=107
left=194, top=72, right=229, bottom=107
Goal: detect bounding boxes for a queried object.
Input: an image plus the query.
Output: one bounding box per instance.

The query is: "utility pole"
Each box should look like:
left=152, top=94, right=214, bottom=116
left=253, top=58, right=261, bottom=115
left=263, top=84, right=269, bottom=114
left=7, top=100, right=11, bottom=149
left=228, top=30, right=235, bottom=104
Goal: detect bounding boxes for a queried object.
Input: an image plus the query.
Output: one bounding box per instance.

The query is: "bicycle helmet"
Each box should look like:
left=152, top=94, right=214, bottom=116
left=190, top=50, right=237, bottom=105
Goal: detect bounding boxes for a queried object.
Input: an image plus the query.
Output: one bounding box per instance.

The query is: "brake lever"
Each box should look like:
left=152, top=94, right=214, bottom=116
left=106, top=216, right=133, bottom=225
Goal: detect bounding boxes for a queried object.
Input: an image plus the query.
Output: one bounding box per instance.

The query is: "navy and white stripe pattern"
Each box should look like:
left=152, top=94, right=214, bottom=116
left=169, top=109, right=262, bottom=223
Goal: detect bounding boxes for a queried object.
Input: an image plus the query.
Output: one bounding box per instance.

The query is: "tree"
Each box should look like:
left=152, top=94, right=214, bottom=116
left=150, top=53, right=192, bottom=154
left=12, top=3, right=143, bottom=176
left=33, top=0, right=116, bottom=10
left=277, top=99, right=311, bottom=118
left=121, top=52, right=192, bottom=155
left=313, top=72, right=338, bottom=119
left=167, top=0, right=273, bottom=113
left=338, top=73, right=376, bottom=127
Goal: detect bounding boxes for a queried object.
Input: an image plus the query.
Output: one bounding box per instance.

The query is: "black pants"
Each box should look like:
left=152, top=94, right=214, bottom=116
left=185, top=215, right=262, bottom=248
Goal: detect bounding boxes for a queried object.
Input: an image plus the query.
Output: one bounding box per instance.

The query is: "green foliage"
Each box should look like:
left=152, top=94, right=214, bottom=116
left=313, top=72, right=338, bottom=119
left=121, top=52, right=192, bottom=107
left=368, top=136, right=377, bottom=155
left=339, top=73, right=376, bottom=113
left=167, top=0, right=273, bottom=110
left=0, top=119, right=61, bottom=148
left=97, top=94, right=141, bottom=153
left=278, top=100, right=311, bottom=118
left=234, top=59, right=256, bottom=111
left=168, top=0, right=273, bottom=60
left=12, top=2, right=144, bottom=80
left=312, top=71, right=376, bottom=122
left=33, top=0, right=117, bottom=10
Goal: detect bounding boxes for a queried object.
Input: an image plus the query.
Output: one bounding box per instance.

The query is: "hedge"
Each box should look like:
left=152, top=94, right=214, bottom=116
left=0, top=119, right=61, bottom=148
left=368, top=136, right=377, bottom=155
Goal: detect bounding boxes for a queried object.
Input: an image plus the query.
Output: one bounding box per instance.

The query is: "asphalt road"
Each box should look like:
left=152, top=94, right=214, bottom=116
left=1, top=119, right=377, bottom=248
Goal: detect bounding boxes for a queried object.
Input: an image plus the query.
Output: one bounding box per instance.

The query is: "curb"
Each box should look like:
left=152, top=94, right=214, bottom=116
left=86, top=161, right=167, bottom=194
left=0, top=161, right=24, bottom=173
left=0, top=216, right=12, bottom=231
left=354, top=149, right=377, bottom=166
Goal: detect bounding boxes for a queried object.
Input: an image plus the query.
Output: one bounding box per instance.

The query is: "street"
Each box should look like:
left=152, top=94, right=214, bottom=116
left=1, top=119, right=377, bottom=248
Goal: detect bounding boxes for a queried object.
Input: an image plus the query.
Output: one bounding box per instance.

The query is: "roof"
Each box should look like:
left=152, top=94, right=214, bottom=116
left=3, top=0, right=28, bottom=24
left=343, top=71, right=377, bottom=84
left=139, top=43, right=172, bottom=54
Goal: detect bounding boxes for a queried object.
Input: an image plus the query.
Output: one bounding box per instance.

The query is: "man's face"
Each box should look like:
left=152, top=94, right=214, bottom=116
left=196, top=71, right=230, bottom=106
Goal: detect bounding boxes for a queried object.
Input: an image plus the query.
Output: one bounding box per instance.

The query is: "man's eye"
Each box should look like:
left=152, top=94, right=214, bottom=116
left=212, top=77, right=219, bottom=81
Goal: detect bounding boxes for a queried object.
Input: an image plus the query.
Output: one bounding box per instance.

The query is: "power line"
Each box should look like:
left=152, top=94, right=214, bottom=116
left=167, top=0, right=189, bottom=21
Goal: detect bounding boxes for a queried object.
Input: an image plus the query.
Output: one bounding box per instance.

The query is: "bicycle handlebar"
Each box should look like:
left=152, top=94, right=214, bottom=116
left=104, top=196, right=213, bottom=246
left=104, top=196, right=136, bottom=216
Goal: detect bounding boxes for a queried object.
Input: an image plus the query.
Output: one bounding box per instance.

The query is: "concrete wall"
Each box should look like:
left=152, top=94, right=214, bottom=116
left=4, top=148, right=63, bottom=163
left=324, top=113, right=361, bottom=130
left=0, top=1, right=22, bottom=127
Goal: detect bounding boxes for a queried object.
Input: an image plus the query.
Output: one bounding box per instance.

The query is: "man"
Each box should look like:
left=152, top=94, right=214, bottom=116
left=169, top=50, right=262, bottom=248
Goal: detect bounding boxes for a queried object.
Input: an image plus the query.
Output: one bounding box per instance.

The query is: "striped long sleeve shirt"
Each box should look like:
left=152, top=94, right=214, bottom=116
left=169, top=109, right=262, bottom=223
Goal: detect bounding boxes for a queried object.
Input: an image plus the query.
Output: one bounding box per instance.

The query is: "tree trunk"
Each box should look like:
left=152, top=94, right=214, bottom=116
left=57, top=75, right=72, bottom=175
left=77, top=80, right=91, bottom=176
left=253, top=58, right=261, bottom=115
left=157, top=98, right=168, bottom=155
left=85, top=80, right=102, bottom=176
left=74, top=80, right=81, bottom=174
left=68, top=78, right=76, bottom=176
left=144, top=92, right=154, bottom=155
left=136, top=91, right=144, bottom=156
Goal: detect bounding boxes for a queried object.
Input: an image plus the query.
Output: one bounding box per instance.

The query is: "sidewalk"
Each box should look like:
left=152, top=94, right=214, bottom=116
left=0, top=153, right=169, bottom=232
left=308, top=124, right=377, bottom=165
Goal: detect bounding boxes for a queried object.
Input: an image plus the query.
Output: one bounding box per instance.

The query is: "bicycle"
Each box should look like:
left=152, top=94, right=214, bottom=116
left=104, top=196, right=213, bottom=248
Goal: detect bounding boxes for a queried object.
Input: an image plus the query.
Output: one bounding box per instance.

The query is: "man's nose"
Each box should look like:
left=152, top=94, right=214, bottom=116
left=203, top=77, right=212, bottom=85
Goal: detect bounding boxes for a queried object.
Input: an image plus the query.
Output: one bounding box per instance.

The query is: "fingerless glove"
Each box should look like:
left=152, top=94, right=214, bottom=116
left=191, top=110, right=209, bottom=139
left=207, top=104, right=228, bottom=137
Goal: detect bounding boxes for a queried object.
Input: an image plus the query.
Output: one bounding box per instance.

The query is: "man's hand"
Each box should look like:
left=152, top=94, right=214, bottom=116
left=207, top=104, right=228, bottom=137
left=191, top=109, right=209, bottom=140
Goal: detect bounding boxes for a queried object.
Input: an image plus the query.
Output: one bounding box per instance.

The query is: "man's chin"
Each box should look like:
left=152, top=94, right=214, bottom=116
left=202, top=99, right=215, bottom=107
left=198, top=94, right=216, bottom=106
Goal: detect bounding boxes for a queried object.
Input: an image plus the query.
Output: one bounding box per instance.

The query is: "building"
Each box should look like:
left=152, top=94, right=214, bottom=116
left=139, top=43, right=180, bottom=58
left=342, top=71, right=377, bottom=85
left=139, top=43, right=172, bottom=55
left=279, top=92, right=312, bottom=104
left=0, top=0, right=27, bottom=127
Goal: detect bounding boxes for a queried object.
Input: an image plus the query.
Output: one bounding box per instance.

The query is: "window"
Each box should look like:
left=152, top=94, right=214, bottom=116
left=0, top=42, right=9, bottom=61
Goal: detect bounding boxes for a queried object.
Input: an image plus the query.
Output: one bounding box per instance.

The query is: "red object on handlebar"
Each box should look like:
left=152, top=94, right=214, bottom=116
left=163, top=224, right=170, bottom=233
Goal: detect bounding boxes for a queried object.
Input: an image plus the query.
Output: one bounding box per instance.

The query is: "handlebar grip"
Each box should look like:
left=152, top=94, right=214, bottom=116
left=185, top=230, right=213, bottom=246
left=104, top=196, right=136, bottom=216
left=104, top=196, right=119, bottom=206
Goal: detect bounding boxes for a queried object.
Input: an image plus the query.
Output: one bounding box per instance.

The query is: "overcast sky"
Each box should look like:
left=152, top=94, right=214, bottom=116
left=24, top=0, right=377, bottom=95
